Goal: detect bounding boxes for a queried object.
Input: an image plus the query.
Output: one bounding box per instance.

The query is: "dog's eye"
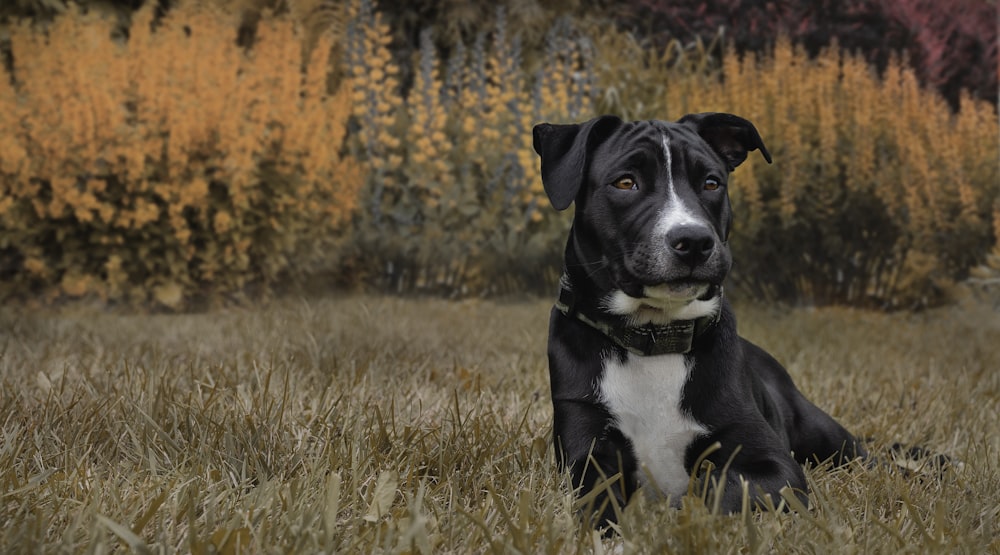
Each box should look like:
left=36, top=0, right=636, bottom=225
left=612, top=176, right=638, bottom=191
left=704, top=178, right=722, bottom=191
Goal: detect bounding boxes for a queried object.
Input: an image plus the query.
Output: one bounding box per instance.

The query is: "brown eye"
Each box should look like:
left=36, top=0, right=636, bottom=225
left=613, top=176, right=638, bottom=190
left=704, top=178, right=721, bottom=191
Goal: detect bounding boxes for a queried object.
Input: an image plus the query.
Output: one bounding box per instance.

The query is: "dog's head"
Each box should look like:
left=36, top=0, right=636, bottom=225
left=533, top=113, right=770, bottom=323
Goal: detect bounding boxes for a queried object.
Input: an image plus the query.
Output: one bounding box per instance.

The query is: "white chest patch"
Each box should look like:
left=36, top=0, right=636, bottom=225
left=599, top=352, right=708, bottom=500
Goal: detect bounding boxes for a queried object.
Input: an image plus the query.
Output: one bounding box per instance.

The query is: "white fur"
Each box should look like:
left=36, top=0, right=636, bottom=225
left=604, top=288, right=720, bottom=326
left=662, top=135, right=675, bottom=190
left=599, top=352, right=708, bottom=501
left=655, top=134, right=708, bottom=236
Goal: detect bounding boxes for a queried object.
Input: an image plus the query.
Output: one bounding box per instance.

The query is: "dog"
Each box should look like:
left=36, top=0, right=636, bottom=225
left=532, top=113, right=867, bottom=528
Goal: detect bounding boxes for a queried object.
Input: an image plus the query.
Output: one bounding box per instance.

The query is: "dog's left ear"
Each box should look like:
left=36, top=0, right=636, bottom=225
left=678, top=112, right=772, bottom=171
left=533, top=115, right=623, bottom=211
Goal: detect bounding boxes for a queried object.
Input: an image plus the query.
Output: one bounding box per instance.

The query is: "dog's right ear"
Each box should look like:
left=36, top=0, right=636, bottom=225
left=533, top=115, right=623, bottom=211
left=678, top=112, right=772, bottom=171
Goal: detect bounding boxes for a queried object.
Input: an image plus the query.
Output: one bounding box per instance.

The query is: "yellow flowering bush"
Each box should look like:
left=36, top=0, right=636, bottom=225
left=708, top=41, right=997, bottom=307
left=593, top=35, right=997, bottom=307
left=1, top=2, right=994, bottom=308
left=0, top=4, right=364, bottom=308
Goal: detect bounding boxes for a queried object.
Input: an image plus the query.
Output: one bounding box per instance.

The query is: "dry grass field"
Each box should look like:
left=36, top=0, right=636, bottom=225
left=1, top=294, right=998, bottom=553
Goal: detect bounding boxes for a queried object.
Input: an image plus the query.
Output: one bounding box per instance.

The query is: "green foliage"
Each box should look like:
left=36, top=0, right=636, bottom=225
left=590, top=26, right=724, bottom=121
left=346, top=5, right=591, bottom=294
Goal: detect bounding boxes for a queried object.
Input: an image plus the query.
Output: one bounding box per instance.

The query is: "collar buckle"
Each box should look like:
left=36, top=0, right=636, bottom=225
left=637, top=321, right=696, bottom=355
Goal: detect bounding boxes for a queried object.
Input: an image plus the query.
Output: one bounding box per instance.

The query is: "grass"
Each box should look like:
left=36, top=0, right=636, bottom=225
left=1, top=294, right=998, bottom=553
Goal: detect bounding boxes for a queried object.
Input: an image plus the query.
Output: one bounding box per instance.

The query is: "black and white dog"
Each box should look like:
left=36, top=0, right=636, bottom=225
left=532, top=113, right=866, bottom=527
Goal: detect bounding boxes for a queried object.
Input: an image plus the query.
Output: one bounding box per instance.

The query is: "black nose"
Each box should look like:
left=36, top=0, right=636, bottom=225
left=666, top=225, right=715, bottom=266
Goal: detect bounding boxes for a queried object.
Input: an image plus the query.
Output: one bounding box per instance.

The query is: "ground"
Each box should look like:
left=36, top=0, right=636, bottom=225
left=1, top=294, right=997, bottom=553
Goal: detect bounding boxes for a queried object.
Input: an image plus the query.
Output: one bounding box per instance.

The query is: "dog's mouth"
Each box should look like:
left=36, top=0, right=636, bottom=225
left=606, top=280, right=718, bottom=325
left=643, top=280, right=710, bottom=302
left=637, top=279, right=711, bottom=311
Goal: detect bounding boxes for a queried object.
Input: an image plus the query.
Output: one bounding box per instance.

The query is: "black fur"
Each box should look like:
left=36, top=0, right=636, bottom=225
left=534, top=113, right=866, bottom=528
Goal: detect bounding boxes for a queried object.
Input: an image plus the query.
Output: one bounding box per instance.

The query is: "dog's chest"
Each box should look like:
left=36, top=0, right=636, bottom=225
left=599, top=353, right=708, bottom=499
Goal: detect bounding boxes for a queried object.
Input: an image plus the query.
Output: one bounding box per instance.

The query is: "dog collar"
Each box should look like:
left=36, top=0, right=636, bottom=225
left=554, top=282, right=721, bottom=356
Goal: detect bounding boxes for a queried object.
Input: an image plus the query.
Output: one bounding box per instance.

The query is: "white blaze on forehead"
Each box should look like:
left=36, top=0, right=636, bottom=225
left=662, top=134, right=675, bottom=190
left=656, top=133, right=705, bottom=235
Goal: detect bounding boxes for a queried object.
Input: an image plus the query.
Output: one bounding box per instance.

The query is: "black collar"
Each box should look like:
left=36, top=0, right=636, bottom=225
left=554, top=279, right=722, bottom=356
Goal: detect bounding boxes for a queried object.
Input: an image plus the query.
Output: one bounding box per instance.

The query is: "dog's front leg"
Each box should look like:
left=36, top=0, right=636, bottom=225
left=689, top=430, right=809, bottom=514
left=552, top=399, right=637, bottom=528
left=548, top=310, right=640, bottom=528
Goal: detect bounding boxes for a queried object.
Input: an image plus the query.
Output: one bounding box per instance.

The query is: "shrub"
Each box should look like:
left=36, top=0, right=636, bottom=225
left=0, top=4, right=363, bottom=308
left=965, top=202, right=1000, bottom=309
left=540, top=29, right=998, bottom=308
left=345, top=4, right=592, bottom=294
left=2, top=3, right=995, bottom=309
left=702, top=41, right=998, bottom=308
left=589, top=23, right=722, bottom=121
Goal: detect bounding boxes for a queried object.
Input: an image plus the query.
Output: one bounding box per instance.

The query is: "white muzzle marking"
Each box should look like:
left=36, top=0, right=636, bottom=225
left=605, top=288, right=720, bottom=326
